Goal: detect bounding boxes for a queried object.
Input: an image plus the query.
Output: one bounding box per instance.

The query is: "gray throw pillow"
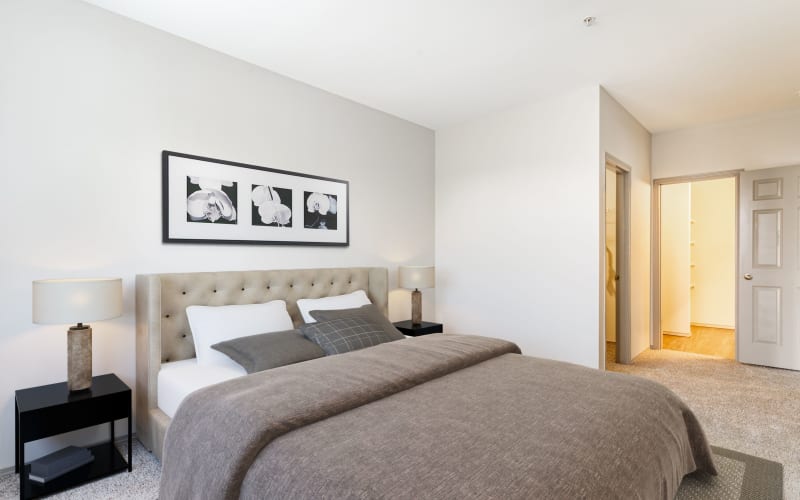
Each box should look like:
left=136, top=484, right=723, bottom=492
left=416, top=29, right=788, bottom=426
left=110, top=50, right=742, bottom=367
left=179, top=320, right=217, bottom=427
left=211, top=329, right=324, bottom=374
left=309, top=304, right=404, bottom=341
left=300, top=316, right=400, bottom=355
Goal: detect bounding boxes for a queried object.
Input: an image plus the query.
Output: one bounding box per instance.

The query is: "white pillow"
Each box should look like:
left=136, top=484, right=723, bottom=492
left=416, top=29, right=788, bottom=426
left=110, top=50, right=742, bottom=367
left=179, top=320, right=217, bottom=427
left=296, top=290, right=371, bottom=323
left=186, top=300, right=293, bottom=368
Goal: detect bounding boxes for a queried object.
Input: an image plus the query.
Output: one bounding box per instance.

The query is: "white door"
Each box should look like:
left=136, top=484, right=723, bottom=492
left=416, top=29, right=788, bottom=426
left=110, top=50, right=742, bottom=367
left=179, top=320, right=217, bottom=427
left=739, top=165, right=800, bottom=370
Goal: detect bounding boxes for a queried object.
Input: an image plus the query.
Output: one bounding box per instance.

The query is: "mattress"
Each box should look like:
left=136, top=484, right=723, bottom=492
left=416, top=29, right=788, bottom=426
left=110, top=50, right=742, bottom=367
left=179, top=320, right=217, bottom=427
left=157, top=358, right=246, bottom=418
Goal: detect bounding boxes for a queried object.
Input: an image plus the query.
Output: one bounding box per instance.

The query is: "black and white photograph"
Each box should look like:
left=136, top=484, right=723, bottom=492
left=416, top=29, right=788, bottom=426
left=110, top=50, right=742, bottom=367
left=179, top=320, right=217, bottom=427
left=304, top=192, right=338, bottom=230
left=186, top=176, right=238, bottom=224
left=163, top=151, right=348, bottom=245
left=252, top=185, right=292, bottom=227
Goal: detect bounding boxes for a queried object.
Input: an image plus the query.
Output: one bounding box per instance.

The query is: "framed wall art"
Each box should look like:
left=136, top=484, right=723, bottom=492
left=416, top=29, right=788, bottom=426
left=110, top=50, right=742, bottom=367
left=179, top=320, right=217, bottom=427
left=162, top=151, right=349, bottom=246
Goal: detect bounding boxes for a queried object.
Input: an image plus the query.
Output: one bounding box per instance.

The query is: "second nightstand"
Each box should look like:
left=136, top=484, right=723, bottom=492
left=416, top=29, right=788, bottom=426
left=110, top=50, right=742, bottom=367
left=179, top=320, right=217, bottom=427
left=393, top=320, right=443, bottom=337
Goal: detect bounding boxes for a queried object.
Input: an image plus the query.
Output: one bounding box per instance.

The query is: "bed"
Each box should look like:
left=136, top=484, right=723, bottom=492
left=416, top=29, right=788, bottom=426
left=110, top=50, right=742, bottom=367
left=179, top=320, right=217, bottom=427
left=136, top=267, right=716, bottom=500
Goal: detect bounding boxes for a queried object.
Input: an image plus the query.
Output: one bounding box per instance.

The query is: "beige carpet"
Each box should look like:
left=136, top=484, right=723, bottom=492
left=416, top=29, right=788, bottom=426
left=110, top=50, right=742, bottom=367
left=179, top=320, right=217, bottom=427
left=609, top=348, right=800, bottom=499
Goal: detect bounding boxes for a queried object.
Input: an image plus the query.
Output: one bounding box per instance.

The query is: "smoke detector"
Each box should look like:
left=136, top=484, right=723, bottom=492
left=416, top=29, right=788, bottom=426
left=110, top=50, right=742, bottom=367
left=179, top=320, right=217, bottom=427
left=584, top=16, right=596, bottom=27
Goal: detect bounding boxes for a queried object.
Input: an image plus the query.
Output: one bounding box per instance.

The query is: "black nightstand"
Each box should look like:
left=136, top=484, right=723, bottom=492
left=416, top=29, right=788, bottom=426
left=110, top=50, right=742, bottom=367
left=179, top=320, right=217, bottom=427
left=393, top=320, right=443, bottom=336
left=15, top=373, right=132, bottom=500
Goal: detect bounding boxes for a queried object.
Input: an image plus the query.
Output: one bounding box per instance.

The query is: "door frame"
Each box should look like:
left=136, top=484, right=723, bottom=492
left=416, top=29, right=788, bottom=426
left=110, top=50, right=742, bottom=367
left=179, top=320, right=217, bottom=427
left=602, top=156, right=631, bottom=366
left=650, top=170, right=741, bottom=351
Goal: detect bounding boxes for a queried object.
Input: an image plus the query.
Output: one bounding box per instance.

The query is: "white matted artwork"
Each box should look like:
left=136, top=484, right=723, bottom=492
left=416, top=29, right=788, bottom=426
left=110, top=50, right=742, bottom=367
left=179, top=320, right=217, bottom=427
left=162, top=151, right=349, bottom=246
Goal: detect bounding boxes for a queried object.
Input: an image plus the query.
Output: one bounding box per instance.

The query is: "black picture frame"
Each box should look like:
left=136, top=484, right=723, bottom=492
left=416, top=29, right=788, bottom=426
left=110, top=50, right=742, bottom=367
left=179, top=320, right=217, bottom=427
left=162, top=150, right=350, bottom=246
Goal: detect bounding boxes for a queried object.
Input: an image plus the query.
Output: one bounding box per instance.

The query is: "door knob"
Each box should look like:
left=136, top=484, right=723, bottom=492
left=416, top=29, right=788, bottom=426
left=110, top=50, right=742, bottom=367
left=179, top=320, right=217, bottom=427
left=744, top=273, right=753, bottom=280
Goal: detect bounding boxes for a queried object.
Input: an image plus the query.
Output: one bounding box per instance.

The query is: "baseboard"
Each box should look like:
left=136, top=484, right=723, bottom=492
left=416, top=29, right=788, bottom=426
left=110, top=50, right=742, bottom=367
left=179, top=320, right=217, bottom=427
left=663, top=330, right=691, bottom=337
left=691, top=322, right=735, bottom=330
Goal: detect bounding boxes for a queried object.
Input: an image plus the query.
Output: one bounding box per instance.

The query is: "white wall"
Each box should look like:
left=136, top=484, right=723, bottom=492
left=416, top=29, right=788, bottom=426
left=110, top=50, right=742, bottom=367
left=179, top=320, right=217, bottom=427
left=436, top=86, right=601, bottom=368
left=435, top=87, right=652, bottom=368
left=691, top=178, right=736, bottom=328
left=659, top=184, right=692, bottom=335
left=599, top=89, right=652, bottom=359
left=653, top=108, right=800, bottom=178
left=0, top=0, right=434, bottom=469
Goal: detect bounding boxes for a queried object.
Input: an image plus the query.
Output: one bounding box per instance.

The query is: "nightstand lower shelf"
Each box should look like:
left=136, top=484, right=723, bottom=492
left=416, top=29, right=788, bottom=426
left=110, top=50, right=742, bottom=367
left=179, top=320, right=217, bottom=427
left=23, top=443, right=128, bottom=499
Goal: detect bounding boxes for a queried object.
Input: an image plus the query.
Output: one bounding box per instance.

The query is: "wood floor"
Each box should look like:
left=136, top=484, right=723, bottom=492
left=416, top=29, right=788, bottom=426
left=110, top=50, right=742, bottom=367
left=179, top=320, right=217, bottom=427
left=662, top=325, right=735, bottom=359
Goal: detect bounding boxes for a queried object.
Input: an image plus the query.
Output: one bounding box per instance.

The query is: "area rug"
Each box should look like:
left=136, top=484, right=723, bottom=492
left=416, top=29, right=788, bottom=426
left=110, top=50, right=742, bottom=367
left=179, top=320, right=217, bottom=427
left=676, top=446, right=783, bottom=500
left=0, top=441, right=783, bottom=499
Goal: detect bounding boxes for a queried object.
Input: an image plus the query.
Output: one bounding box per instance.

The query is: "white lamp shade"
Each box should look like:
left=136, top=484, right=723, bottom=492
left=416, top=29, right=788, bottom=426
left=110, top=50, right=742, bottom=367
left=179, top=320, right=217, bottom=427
left=398, top=266, right=435, bottom=290
left=32, top=278, right=123, bottom=325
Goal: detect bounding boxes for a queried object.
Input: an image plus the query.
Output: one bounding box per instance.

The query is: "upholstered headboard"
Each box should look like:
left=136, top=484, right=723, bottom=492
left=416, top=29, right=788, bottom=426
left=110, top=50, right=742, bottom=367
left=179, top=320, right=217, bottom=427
left=135, top=267, right=389, bottom=459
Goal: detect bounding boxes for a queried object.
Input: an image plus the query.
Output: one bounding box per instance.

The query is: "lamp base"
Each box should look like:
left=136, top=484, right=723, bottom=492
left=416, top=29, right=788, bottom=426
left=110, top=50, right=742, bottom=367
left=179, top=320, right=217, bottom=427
left=68, top=325, right=92, bottom=392
left=411, top=289, right=422, bottom=326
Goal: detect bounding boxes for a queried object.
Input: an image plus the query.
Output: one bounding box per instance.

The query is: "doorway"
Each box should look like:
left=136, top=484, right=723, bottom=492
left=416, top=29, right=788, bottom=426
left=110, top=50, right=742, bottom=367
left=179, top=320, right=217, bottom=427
left=604, top=161, right=631, bottom=367
left=654, top=174, right=737, bottom=359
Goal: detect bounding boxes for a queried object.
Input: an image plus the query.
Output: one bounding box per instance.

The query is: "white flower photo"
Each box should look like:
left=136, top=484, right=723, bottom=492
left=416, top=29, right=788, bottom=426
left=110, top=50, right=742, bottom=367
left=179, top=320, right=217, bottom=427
left=251, top=185, right=292, bottom=227
left=304, top=191, right=338, bottom=230
left=186, top=176, right=237, bottom=224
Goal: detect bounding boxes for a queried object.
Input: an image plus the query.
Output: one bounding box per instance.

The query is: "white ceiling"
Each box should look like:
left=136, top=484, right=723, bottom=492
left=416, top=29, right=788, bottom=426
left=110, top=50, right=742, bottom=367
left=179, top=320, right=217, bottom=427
left=83, top=0, right=800, bottom=132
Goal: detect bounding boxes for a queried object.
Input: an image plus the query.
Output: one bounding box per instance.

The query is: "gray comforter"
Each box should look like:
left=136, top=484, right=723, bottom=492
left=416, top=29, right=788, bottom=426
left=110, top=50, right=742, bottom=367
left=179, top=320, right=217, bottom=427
left=159, top=334, right=716, bottom=500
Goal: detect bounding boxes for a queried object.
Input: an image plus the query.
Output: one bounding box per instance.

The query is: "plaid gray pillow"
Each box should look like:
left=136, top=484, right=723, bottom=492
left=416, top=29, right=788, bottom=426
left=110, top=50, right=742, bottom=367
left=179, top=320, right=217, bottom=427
left=300, top=316, right=398, bottom=355
left=309, top=304, right=404, bottom=341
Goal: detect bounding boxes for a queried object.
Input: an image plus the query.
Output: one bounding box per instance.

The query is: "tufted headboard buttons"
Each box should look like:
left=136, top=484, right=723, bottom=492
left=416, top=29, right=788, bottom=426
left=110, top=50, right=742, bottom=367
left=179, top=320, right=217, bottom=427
left=143, top=268, right=382, bottom=364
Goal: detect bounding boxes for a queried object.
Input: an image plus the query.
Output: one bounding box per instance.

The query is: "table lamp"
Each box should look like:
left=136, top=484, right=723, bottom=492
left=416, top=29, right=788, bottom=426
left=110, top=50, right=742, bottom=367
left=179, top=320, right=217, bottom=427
left=32, top=278, right=123, bottom=391
left=398, top=266, right=435, bottom=326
